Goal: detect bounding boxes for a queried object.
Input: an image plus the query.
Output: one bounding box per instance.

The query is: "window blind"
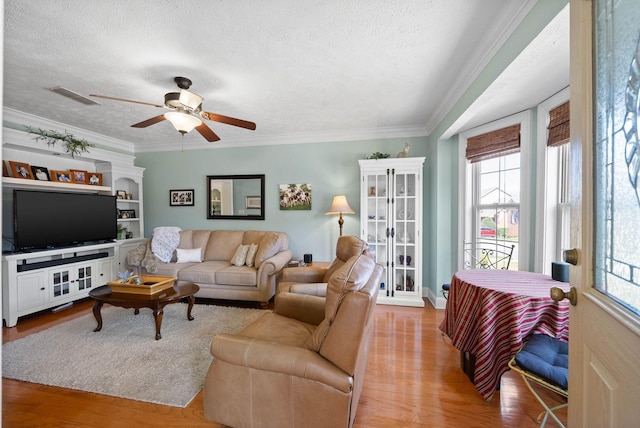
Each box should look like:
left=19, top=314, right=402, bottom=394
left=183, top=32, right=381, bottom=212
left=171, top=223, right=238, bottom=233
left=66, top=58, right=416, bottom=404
left=547, top=101, right=570, bottom=147
left=465, top=124, right=521, bottom=163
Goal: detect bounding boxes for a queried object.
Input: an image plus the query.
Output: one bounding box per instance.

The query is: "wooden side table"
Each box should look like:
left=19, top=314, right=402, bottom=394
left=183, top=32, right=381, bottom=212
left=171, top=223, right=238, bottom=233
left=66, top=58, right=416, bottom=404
left=306, top=261, right=331, bottom=268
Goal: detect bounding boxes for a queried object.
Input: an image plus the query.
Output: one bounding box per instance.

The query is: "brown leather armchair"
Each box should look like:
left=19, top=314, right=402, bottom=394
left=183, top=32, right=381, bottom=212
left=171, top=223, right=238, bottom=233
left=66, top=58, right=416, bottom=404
left=203, top=252, right=383, bottom=428
left=278, top=235, right=368, bottom=297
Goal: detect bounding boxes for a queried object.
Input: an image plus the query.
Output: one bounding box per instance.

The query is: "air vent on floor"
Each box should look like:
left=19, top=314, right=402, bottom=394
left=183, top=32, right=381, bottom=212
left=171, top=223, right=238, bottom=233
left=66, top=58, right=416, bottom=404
left=49, top=86, right=100, bottom=105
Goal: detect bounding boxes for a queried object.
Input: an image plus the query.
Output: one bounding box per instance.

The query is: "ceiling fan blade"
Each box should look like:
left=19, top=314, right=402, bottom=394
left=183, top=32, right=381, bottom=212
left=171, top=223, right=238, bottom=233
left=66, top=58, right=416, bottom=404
left=200, top=111, right=257, bottom=131
left=195, top=122, right=221, bottom=142
left=90, top=94, right=164, bottom=108
left=131, top=114, right=167, bottom=128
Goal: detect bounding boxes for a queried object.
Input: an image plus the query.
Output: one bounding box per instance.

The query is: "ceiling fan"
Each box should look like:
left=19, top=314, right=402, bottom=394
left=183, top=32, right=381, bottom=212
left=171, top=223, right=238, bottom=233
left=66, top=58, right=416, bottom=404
left=90, top=77, right=256, bottom=142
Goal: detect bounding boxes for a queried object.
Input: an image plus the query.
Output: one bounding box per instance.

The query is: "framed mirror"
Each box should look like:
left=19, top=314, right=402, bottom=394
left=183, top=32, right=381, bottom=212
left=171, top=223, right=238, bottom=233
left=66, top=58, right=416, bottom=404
left=207, top=174, right=265, bottom=220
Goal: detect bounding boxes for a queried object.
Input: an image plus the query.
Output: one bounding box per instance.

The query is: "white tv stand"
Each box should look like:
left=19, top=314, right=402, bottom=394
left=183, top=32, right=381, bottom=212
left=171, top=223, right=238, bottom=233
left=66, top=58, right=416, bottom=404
left=2, top=242, right=118, bottom=327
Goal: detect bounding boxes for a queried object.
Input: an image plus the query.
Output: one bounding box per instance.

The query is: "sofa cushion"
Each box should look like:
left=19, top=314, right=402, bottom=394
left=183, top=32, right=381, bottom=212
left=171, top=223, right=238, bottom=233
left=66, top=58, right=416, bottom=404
left=231, top=244, right=250, bottom=266
left=178, top=229, right=194, bottom=249
left=254, top=232, right=283, bottom=268
left=242, top=230, right=269, bottom=245
left=239, top=312, right=315, bottom=347
left=192, top=230, right=212, bottom=252
left=176, top=248, right=203, bottom=263
left=304, top=254, right=375, bottom=352
left=204, top=230, right=244, bottom=261
left=245, top=243, right=259, bottom=267
left=216, top=265, right=258, bottom=286
left=178, top=261, right=230, bottom=284
left=154, top=262, right=196, bottom=278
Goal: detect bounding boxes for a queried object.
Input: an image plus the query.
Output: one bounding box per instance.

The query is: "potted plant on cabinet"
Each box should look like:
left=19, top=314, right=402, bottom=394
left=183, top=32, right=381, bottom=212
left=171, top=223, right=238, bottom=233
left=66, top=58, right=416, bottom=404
left=117, top=224, right=128, bottom=240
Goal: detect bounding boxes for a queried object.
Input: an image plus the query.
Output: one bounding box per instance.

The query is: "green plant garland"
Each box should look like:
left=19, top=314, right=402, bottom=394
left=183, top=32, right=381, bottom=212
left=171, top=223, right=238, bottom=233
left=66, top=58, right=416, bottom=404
left=366, top=151, right=391, bottom=159
left=24, top=126, right=94, bottom=158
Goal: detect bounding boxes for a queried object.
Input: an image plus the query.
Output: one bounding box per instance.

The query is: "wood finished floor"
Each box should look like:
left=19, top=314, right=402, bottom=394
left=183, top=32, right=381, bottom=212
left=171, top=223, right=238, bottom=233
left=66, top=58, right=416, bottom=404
left=2, top=298, right=567, bottom=427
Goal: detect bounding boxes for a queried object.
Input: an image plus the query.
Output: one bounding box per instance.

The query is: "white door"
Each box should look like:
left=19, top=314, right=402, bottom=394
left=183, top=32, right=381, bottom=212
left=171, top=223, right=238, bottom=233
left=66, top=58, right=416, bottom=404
left=567, top=2, right=640, bottom=426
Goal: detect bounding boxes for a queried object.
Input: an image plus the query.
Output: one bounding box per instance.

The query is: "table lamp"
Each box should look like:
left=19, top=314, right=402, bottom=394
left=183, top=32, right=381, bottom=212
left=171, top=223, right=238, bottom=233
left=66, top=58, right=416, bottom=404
left=325, top=195, right=355, bottom=236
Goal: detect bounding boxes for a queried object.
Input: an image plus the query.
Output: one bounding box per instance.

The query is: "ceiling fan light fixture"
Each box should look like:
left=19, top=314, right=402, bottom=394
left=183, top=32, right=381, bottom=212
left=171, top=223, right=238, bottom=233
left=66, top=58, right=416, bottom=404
left=164, top=111, right=202, bottom=133
left=179, top=89, right=203, bottom=111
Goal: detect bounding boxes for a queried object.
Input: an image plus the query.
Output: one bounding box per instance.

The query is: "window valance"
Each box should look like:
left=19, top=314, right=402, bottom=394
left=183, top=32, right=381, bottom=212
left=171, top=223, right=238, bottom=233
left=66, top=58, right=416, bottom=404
left=547, top=101, right=570, bottom=147
left=465, top=124, right=521, bottom=163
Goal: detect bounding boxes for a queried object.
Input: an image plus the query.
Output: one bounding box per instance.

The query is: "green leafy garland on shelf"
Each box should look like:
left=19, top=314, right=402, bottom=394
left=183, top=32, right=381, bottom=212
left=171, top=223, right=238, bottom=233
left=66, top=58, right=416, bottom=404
left=24, top=126, right=95, bottom=158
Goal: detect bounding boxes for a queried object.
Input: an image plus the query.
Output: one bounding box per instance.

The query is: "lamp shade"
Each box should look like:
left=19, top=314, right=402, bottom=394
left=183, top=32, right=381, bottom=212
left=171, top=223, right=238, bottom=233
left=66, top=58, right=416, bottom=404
left=325, top=195, right=355, bottom=215
left=164, top=111, right=202, bottom=133
left=178, top=89, right=203, bottom=111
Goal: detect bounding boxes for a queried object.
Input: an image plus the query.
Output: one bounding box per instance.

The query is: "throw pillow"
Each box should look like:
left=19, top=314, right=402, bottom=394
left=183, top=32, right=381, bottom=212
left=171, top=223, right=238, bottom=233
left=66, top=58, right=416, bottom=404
left=231, top=244, right=250, bottom=267
left=245, top=243, right=259, bottom=267
left=254, top=232, right=282, bottom=268
left=176, top=248, right=202, bottom=263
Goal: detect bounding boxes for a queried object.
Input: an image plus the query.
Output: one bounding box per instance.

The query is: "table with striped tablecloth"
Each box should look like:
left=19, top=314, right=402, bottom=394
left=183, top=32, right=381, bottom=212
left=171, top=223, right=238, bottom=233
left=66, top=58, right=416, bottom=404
left=439, top=269, right=570, bottom=400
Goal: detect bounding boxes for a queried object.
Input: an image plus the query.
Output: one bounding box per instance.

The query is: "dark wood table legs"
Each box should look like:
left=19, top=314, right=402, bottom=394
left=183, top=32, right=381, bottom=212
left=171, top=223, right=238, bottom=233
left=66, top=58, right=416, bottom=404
left=92, top=300, right=104, bottom=332
left=89, top=283, right=200, bottom=340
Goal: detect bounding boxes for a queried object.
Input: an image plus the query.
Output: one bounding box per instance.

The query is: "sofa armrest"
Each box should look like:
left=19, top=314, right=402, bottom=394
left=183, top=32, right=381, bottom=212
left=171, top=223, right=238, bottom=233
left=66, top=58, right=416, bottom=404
left=273, top=292, right=325, bottom=325
left=280, top=266, right=327, bottom=283
left=258, top=250, right=292, bottom=276
left=210, top=333, right=352, bottom=393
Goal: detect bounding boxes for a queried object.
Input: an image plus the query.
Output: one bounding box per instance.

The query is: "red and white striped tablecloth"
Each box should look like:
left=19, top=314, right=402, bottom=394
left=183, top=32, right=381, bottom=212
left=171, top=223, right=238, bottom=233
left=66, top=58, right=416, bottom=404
left=439, top=269, right=570, bottom=399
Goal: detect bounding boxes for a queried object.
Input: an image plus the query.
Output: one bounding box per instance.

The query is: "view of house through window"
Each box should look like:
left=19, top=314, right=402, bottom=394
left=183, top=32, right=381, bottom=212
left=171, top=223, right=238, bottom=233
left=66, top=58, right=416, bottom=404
left=473, top=152, right=520, bottom=270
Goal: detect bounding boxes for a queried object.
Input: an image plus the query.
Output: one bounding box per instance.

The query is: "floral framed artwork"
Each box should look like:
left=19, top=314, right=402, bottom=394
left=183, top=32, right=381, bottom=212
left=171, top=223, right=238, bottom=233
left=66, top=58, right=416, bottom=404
left=9, top=161, right=34, bottom=180
left=279, top=183, right=311, bottom=210
left=170, top=189, right=194, bottom=206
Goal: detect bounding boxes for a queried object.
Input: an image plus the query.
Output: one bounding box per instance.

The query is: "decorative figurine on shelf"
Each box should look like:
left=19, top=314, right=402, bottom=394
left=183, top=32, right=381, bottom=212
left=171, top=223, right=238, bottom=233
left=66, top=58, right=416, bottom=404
left=397, top=142, right=411, bottom=158
left=406, top=275, right=414, bottom=291
left=406, top=255, right=412, bottom=266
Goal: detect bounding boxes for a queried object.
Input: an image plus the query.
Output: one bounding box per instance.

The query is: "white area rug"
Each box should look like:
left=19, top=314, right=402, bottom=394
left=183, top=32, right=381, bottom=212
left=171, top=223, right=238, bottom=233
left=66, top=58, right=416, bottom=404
left=2, top=303, right=266, bottom=407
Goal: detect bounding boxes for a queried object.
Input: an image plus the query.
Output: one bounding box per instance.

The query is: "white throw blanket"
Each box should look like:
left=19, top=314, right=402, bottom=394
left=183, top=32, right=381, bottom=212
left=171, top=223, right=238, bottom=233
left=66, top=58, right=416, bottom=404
left=151, top=227, right=182, bottom=263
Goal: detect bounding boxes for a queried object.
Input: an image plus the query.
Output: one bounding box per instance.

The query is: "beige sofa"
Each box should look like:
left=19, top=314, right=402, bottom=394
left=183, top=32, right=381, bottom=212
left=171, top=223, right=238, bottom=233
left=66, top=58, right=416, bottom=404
left=128, top=229, right=291, bottom=306
left=203, top=252, right=383, bottom=428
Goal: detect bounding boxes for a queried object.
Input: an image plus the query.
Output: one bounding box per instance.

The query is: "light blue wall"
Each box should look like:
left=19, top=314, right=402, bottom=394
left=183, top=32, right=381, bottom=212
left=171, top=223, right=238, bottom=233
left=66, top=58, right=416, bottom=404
left=135, top=137, right=428, bottom=267
left=424, top=0, right=568, bottom=302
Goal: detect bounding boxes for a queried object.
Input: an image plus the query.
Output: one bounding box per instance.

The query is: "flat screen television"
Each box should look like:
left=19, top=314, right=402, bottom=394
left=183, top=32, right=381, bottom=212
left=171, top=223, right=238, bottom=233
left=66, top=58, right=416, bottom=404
left=13, top=190, right=117, bottom=251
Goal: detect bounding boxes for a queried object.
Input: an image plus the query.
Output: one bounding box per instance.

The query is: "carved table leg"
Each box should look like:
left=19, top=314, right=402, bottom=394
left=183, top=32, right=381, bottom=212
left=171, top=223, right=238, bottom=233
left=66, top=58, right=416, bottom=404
left=187, top=295, right=195, bottom=321
left=153, top=306, right=164, bottom=340
left=92, top=301, right=104, bottom=332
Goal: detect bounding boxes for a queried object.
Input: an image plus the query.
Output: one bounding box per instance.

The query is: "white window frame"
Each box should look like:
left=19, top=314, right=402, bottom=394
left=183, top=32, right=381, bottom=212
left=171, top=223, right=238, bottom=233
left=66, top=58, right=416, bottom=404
left=534, top=87, right=570, bottom=274
left=458, top=111, right=531, bottom=271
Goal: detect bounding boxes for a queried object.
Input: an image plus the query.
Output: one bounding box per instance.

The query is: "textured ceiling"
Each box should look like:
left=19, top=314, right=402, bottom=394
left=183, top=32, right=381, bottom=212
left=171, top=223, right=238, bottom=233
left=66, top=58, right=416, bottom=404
left=3, top=1, right=568, bottom=152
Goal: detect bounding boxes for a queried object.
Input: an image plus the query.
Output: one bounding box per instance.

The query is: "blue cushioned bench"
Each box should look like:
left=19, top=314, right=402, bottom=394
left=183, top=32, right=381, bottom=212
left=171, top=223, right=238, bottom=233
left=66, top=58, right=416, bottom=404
left=508, top=334, right=568, bottom=427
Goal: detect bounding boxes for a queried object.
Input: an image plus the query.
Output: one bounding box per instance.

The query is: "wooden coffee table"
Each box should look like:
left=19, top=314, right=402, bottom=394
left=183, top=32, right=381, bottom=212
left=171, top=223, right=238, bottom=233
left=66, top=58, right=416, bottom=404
left=89, top=283, right=200, bottom=340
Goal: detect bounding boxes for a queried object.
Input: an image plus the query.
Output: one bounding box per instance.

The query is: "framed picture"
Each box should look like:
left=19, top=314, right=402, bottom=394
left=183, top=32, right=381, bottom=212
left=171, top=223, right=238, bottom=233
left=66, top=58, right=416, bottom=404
left=245, top=195, right=261, bottom=209
left=9, top=161, right=34, bottom=180
left=50, top=170, right=72, bottom=183
left=87, top=172, right=102, bottom=186
left=119, top=209, right=136, bottom=219
left=116, top=190, right=127, bottom=199
left=3, top=161, right=10, bottom=177
left=70, top=169, right=88, bottom=184
left=170, top=189, right=194, bottom=206
left=279, top=183, right=312, bottom=210
left=30, top=165, right=50, bottom=181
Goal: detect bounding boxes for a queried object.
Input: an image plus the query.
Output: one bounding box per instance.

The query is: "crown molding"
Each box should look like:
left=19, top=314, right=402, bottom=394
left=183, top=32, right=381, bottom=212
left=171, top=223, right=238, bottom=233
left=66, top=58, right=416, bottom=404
left=3, top=107, right=135, bottom=154
left=134, top=124, right=429, bottom=153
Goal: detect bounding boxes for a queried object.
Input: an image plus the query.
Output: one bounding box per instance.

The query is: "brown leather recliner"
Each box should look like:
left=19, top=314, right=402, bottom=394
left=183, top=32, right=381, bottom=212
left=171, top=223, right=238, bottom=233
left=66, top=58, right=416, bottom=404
left=203, top=252, right=383, bottom=428
left=277, top=235, right=368, bottom=297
